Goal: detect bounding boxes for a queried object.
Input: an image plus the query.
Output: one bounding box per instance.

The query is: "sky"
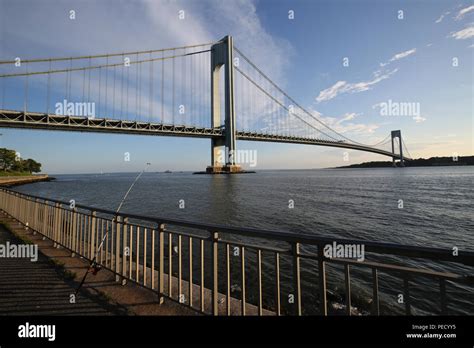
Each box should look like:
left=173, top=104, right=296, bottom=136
left=0, top=0, right=473, bottom=174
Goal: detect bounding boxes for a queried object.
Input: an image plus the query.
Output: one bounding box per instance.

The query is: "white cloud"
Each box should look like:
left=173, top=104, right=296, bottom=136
left=435, top=11, right=450, bottom=23
left=449, top=25, right=474, bottom=39
left=378, top=48, right=417, bottom=68
left=314, top=112, right=379, bottom=135
left=315, top=81, right=347, bottom=103
left=316, top=47, right=417, bottom=103
left=389, top=48, right=416, bottom=62
left=337, top=112, right=359, bottom=124
left=316, top=69, right=398, bottom=103
left=455, top=5, right=474, bottom=20
left=413, top=115, right=427, bottom=123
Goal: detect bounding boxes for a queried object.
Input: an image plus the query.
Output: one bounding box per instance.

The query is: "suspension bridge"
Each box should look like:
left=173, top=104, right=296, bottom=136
left=0, top=36, right=412, bottom=172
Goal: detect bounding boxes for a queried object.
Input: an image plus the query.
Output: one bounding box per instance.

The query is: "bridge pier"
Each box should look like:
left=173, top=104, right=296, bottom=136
left=206, top=36, right=243, bottom=174
left=391, top=130, right=404, bottom=167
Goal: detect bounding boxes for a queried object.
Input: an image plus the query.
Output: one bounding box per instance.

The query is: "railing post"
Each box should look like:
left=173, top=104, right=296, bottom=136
left=122, top=217, right=128, bottom=283
left=71, top=208, right=77, bottom=257
left=115, top=215, right=122, bottom=282
left=212, top=231, right=219, bottom=316
left=292, top=242, right=302, bottom=316
left=42, top=201, right=48, bottom=238
left=32, top=198, right=39, bottom=234
left=318, top=244, right=327, bottom=316
left=53, top=202, right=61, bottom=247
left=158, top=224, right=165, bottom=304
left=89, top=211, right=97, bottom=260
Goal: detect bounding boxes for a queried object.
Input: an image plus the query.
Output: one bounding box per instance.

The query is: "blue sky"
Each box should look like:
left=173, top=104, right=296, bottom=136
left=0, top=0, right=472, bottom=173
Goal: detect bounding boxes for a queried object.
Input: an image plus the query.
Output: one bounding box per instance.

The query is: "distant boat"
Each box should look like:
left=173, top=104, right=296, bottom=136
left=164, top=170, right=172, bottom=173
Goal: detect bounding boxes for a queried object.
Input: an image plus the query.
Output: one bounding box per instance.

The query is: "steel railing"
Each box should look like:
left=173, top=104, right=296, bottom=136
left=0, top=187, right=472, bottom=315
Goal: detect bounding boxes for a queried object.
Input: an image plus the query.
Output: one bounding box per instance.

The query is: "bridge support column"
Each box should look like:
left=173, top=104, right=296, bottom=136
left=206, top=36, right=242, bottom=174
left=391, top=130, right=404, bottom=167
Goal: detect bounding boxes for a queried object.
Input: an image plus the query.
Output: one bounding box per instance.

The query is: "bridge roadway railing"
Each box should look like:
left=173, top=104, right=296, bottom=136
left=0, top=188, right=472, bottom=315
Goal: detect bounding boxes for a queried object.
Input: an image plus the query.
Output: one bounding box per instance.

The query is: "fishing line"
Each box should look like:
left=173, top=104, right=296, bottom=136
left=75, top=162, right=151, bottom=295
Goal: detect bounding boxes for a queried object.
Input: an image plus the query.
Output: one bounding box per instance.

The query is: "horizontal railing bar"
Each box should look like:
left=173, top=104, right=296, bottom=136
left=162, top=228, right=208, bottom=241
left=2, top=188, right=474, bottom=266
left=217, top=238, right=290, bottom=255
left=328, top=258, right=472, bottom=282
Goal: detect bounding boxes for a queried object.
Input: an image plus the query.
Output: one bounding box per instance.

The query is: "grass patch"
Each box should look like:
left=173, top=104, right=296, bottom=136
left=0, top=171, right=35, bottom=177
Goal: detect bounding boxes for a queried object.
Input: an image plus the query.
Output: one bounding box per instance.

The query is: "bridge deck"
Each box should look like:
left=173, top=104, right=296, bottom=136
left=0, top=109, right=408, bottom=160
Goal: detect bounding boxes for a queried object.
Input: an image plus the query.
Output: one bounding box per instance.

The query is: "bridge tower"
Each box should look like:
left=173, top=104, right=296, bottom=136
left=391, top=130, right=404, bottom=167
left=206, top=36, right=242, bottom=174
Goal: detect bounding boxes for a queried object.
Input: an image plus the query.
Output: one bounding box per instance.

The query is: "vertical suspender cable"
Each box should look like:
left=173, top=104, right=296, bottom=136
left=161, top=50, right=164, bottom=124
left=172, top=49, right=175, bottom=125
left=126, top=56, right=130, bottom=119
left=138, top=62, right=142, bottom=121
left=120, top=55, right=124, bottom=120
left=105, top=56, right=109, bottom=117
left=88, top=57, right=91, bottom=104
left=135, top=53, right=139, bottom=121
left=149, top=52, right=153, bottom=123
left=24, top=64, right=28, bottom=114
left=46, top=59, right=51, bottom=114
left=112, top=64, right=116, bottom=118
left=120, top=54, right=124, bottom=119
left=98, top=66, right=101, bottom=118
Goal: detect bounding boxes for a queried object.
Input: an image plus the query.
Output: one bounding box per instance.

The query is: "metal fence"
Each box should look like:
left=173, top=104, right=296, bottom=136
left=0, top=187, right=473, bottom=315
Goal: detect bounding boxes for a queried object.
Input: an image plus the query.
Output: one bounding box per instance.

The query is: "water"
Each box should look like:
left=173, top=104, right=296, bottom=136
left=15, top=167, right=474, bottom=315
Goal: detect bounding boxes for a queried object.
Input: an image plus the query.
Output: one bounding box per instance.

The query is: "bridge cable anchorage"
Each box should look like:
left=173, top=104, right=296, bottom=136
left=75, top=163, right=151, bottom=296
left=235, top=46, right=390, bottom=147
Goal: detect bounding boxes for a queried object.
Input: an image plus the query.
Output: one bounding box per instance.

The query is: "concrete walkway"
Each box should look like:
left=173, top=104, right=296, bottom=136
left=0, top=223, right=127, bottom=315
left=0, top=213, right=197, bottom=316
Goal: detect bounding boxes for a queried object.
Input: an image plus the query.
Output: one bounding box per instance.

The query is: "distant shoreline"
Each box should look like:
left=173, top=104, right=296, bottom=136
left=335, top=156, right=474, bottom=169
left=0, top=175, right=53, bottom=187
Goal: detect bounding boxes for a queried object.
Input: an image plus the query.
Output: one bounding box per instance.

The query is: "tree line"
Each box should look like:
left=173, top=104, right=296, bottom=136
left=0, top=148, right=42, bottom=173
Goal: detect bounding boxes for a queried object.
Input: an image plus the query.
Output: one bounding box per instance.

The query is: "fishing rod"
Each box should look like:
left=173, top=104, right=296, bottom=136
left=75, top=163, right=151, bottom=295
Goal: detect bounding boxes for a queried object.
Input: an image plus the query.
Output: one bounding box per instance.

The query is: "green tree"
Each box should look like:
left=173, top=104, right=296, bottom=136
left=23, top=158, right=42, bottom=173
left=0, top=148, right=42, bottom=173
left=0, top=148, right=17, bottom=171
